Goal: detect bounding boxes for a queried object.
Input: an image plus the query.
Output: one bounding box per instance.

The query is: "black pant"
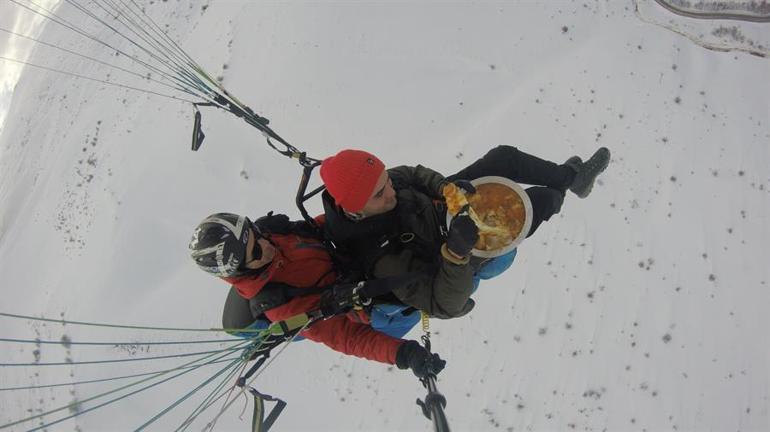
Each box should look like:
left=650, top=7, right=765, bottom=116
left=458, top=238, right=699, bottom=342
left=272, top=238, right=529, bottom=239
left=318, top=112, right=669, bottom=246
left=446, top=146, right=575, bottom=237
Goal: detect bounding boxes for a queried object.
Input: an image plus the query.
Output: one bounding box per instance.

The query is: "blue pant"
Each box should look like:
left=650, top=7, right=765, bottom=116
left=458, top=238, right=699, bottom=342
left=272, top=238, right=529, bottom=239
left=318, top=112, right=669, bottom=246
left=370, top=249, right=518, bottom=338
left=472, top=248, right=517, bottom=293
left=370, top=303, right=422, bottom=338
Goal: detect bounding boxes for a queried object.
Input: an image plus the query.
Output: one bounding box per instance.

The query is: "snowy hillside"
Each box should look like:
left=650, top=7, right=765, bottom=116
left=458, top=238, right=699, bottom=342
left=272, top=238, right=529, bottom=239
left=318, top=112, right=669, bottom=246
left=1, top=1, right=769, bottom=431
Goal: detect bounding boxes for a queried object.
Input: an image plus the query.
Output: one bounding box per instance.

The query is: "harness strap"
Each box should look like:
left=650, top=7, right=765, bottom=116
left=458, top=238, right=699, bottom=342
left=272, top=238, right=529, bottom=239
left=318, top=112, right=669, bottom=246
left=266, top=313, right=311, bottom=337
left=357, top=272, right=426, bottom=300
left=252, top=273, right=427, bottom=319
left=282, top=285, right=328, bottom=297
left=250, top=285, right=328, bottom=317
left=248, top=387, right=287, bottom=432
left=433, top=199, right=449, bottom=237
left=238, top=353, right=270, bottom=386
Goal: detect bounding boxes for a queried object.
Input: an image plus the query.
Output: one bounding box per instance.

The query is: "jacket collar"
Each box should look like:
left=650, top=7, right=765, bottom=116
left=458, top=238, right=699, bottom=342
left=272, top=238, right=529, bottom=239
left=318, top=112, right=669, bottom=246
left=321, top=191, right=399, bottom=244
left=225, top=247, right=285, bottom=298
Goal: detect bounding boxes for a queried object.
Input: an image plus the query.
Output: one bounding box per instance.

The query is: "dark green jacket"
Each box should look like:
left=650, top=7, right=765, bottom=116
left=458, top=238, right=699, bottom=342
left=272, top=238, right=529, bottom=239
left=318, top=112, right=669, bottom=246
left=322, top=165, right=476, bottom=318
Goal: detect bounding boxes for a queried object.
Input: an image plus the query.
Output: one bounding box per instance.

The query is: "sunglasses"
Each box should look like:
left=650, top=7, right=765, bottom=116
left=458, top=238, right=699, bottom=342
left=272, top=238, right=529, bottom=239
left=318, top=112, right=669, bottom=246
left=248, top=223, right=264, bottom=262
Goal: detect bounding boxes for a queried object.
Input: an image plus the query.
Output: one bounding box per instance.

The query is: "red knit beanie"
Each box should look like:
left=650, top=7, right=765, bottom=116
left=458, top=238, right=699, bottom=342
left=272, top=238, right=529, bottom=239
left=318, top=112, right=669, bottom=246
left=320, top=149, right=385, bottom=212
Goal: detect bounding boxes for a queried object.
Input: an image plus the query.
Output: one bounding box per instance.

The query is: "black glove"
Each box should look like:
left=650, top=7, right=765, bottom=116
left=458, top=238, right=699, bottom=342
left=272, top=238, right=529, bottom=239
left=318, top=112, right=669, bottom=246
left=452, top=179, right=476, bottom=194
left=396, top=341, right=446, bottom=378
left=319, top=282, right=360, bottom=316
left=446, top=212, right=479, bottom=258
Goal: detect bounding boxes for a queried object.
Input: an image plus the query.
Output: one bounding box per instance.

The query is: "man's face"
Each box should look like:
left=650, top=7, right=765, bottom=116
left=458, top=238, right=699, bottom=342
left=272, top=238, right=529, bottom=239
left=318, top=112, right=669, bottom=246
left=243, top=228, right=276, bottom=270
left=358, top=170, right=397, bottom=217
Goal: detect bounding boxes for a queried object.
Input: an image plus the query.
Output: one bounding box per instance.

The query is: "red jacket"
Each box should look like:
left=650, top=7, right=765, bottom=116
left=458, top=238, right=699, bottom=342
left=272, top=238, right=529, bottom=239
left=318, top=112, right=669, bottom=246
left=225, top=233, right=403, bottom=364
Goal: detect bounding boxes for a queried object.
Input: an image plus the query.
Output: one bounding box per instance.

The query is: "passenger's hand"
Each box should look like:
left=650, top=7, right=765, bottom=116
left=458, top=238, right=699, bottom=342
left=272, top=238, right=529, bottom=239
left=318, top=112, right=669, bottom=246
left=446, top=211, right=479, bottom=258
left=452, top=179, right=476, bottom=194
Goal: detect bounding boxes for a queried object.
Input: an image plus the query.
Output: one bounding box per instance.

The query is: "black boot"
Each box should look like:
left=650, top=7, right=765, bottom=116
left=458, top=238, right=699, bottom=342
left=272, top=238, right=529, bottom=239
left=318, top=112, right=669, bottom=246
left=565, top=147, right=610, bottom=198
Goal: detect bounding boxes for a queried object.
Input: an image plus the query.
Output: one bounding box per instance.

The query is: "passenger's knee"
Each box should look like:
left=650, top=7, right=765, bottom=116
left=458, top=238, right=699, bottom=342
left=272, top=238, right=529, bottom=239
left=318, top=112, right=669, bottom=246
left=547, top=189, right=565, bottom=215
left=527, top=187, right=564, bottom=220
left=486, top=145, right=518, bottom=158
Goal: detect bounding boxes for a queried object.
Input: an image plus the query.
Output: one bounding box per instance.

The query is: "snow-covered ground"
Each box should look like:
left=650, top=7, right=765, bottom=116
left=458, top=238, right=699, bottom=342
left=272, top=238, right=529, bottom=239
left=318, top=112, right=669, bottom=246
left=1, top=1, right=769, bottom=431
left=0, top=0, right=61, bottom=135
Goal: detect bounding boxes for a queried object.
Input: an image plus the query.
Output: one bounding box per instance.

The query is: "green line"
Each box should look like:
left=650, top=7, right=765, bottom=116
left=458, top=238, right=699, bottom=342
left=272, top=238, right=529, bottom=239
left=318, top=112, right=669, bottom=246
left=175, top=362, right=245, bottom=432
left=134, top=358, right=245, bottom=431
left=0, top=342, right=249, bottom=430
left=174, top=365, right=241, bottom=432
left=189, top=342, right=272, bottom=432
left=0, top=358, right=235, bottom=391
left=0, top=55, right=196, bottom=103
left=0, top=312, right=263, bottom=333
left=201, top=321, right=313, bottom=426
left=25, top=351, right=243, bottom=432
left=1, top=345, right=247, bottom=366
left=0, top=337, right=242, bottom=346
left=176, top=345, right=265, bottom=431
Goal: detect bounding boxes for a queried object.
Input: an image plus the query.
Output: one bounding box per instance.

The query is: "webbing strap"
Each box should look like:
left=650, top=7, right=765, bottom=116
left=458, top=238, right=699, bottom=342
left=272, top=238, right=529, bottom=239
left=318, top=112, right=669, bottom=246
left=251, top=395, right=264, bottom=432
left=238, top=353, right=269, bottom=386
left=248, top=387, right=286, bottom=432
left=266, top=313, right=310, bottom=337
left=358, top=271, right=427, bottom=299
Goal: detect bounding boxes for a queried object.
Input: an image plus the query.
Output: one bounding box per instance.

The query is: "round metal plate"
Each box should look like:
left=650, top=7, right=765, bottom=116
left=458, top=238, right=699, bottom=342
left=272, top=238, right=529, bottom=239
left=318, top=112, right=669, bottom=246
left=445, top=176, right=533, bottom=258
